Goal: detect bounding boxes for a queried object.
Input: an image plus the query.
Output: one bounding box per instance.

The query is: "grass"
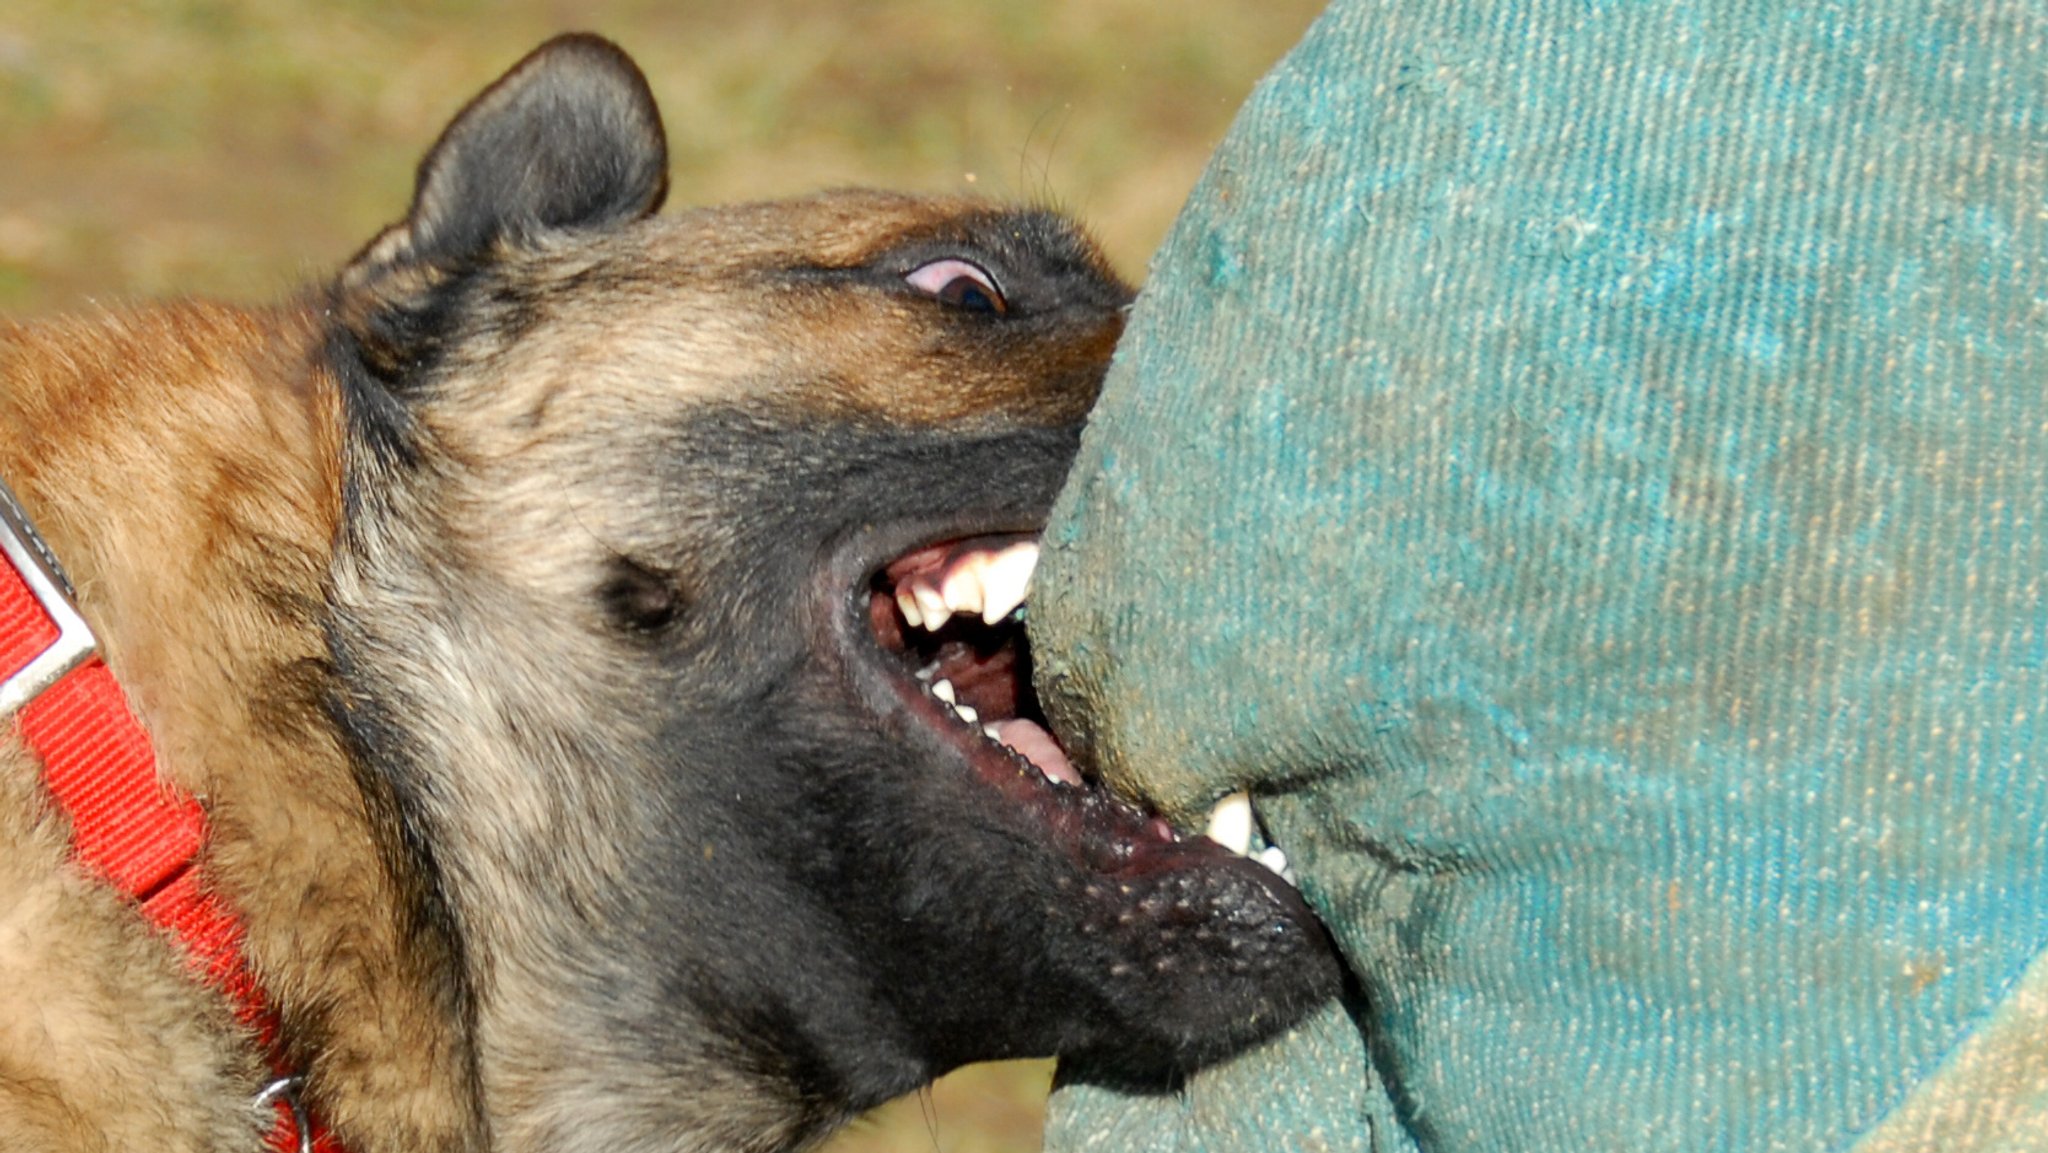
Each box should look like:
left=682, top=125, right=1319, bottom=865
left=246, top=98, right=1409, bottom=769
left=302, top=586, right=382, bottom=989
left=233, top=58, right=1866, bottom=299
left=0, top=2, right=1325, bottom=1149
left=0, top=0, right=1323, bottom=311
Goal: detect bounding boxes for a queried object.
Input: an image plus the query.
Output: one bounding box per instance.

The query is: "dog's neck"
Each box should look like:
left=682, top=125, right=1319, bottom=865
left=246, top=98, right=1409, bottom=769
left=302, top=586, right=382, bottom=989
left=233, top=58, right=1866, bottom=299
left=0, top=302, right=486, bottom=1152
left=0, top=303, right=340, bottom=795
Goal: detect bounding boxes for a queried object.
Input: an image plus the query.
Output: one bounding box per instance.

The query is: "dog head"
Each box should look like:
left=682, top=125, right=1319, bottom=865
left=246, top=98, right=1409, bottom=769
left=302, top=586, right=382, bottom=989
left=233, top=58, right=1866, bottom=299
left=324, top=34, right=1340, bottom=1151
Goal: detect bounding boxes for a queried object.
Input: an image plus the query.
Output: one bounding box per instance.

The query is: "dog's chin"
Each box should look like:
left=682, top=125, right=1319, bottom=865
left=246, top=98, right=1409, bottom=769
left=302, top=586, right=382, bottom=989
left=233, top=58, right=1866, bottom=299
left=814, top=520, right=1344, bottom=1075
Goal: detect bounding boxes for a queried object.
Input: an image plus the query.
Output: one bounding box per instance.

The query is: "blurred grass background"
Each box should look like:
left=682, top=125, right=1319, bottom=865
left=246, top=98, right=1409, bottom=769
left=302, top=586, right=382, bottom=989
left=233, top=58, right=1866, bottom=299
left=0, top=1, right=1322, bottom=1149
left=0, top=0, right=1322, bottom=311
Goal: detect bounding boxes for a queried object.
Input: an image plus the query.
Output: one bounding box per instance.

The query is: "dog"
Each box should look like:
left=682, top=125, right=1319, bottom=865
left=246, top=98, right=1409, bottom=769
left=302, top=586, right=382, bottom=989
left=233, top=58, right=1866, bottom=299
left=0, top=34, right=1340, bottom=1153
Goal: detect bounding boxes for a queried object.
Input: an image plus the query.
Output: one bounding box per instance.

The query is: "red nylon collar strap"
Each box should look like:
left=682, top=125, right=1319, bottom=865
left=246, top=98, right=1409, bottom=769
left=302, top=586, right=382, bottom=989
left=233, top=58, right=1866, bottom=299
left=0, top=484, right=338, bottom=1153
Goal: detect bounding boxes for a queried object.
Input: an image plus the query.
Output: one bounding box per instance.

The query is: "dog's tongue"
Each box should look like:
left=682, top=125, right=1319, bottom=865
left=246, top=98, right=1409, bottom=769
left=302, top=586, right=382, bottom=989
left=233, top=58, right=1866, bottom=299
left=993, top=719, right=1081, bottom=786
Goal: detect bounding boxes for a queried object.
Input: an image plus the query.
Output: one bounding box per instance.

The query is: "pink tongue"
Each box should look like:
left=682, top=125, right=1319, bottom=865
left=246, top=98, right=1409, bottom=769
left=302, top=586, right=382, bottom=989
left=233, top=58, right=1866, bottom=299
left=994, top=719, right=1082, bottom=786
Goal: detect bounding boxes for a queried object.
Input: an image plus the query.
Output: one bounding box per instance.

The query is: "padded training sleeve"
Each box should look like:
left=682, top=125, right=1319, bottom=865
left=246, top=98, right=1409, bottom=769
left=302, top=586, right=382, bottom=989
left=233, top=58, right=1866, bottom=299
left=1033, top=1, right=2048, bottom=1148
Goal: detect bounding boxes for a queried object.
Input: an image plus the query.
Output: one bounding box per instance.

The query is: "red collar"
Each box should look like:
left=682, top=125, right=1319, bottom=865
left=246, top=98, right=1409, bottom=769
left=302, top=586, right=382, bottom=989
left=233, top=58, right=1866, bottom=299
left=0, top=480, right=335, bottom=1153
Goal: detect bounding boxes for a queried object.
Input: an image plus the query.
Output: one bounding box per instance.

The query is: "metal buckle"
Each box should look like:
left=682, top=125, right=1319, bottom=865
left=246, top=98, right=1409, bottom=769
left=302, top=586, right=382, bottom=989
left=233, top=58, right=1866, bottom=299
left=252, top=1075, right=315, bottom=1153
left=0, top=478, right=95, bottom=720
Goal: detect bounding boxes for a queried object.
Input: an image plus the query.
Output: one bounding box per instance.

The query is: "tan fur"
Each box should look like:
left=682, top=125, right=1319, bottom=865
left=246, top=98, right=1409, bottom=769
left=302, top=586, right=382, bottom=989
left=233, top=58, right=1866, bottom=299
left=0, top=737, right=259, bottom=1153
left=0, top=305, right=481, bottom=1150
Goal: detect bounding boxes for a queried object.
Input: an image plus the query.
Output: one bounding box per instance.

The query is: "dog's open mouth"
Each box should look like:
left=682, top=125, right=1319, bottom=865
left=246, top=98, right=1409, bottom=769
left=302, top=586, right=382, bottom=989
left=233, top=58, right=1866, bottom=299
left=819, top=520, right=1341, bottom=1069
left=861, top=533, right=1298, bottom=888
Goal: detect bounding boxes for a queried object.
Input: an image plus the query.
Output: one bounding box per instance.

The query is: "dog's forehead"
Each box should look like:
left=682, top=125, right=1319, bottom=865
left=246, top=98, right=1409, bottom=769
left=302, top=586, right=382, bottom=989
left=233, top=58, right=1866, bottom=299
left=652, top=189, right=1069, bottom=269
left=547, top=191, right=1117, bottom=313
left=430, top=189, right=1125, bottom=434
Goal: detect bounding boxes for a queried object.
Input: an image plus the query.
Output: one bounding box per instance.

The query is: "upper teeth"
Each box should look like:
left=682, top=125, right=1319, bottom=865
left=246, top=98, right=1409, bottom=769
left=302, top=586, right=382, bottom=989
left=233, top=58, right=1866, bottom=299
left=974, top=543, right=1038, bottom=625
left=941, top=565, right=984, bottom=618
left=913, top=584, right=951, bottom=631
left=898, top=541, right=1038, bottom=633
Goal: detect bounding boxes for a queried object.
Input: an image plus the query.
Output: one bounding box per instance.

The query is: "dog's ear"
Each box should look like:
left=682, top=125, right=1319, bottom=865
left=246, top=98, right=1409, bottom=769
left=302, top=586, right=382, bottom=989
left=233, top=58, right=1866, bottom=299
left=329, top=35, right=667, bottom=460
left=342, top=33, right=668, bottom=292
left=330, top=33, right=667, bottom=431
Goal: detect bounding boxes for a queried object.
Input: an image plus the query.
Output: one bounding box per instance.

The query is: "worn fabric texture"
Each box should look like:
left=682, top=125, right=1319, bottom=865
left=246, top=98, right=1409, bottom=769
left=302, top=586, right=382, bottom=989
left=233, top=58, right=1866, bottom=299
left=1031, top=1, right=2048, bottom=1149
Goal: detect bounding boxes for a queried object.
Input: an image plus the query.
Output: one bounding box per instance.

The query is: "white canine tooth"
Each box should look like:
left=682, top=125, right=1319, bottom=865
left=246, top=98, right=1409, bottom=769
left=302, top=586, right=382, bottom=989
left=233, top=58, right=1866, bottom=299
left=896, top=588, right=924, bottom=629
left=940, top=562, right=986, bottom=618
left=911, top=582, right=951, bottom=631
left=914, top=662, right=939, bottom=683
left=931, top=679, right=956, bottom=705
left=979, top=542, right=1039, bottom=625
left=1205, top=791, right=1254, bottom=857
left=983, top=724, right=1002, bottom=741
left=1256, top=846, right=1289, bottom=876
left=954, top=705, right=978, bottom=724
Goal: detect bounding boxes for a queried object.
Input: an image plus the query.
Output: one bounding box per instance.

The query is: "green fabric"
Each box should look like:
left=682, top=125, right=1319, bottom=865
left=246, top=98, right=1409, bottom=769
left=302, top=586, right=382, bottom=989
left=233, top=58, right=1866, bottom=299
left=1032, top=1, right=2048, bottom=1149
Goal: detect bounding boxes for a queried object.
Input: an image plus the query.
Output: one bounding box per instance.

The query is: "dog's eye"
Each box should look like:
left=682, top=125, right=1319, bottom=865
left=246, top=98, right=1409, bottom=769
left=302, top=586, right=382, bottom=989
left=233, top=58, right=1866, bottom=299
left=905, top=259, right=1008, bottom=315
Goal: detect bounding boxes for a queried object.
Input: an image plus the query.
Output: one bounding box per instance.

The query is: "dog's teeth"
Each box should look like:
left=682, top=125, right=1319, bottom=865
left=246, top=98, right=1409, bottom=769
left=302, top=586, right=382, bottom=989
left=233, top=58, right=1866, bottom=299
left=896, top=587, right=925, bottom=629
left=979, top=542, right=1038, bottom=625
left=931, top=679, right=956, bottom=705
left=915, top=662, right=939, bottom=683
left=1204, top=791, right=1254, bottom=857
left=955, top=704, right=979, bottom=724
left=911, top=583, right=951, bottom=631
left=940, top=564, right=985, bottom=618
left=1256, top=846, right=1289, bottom=876
left=983, top=724, right=1002, bottom=740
